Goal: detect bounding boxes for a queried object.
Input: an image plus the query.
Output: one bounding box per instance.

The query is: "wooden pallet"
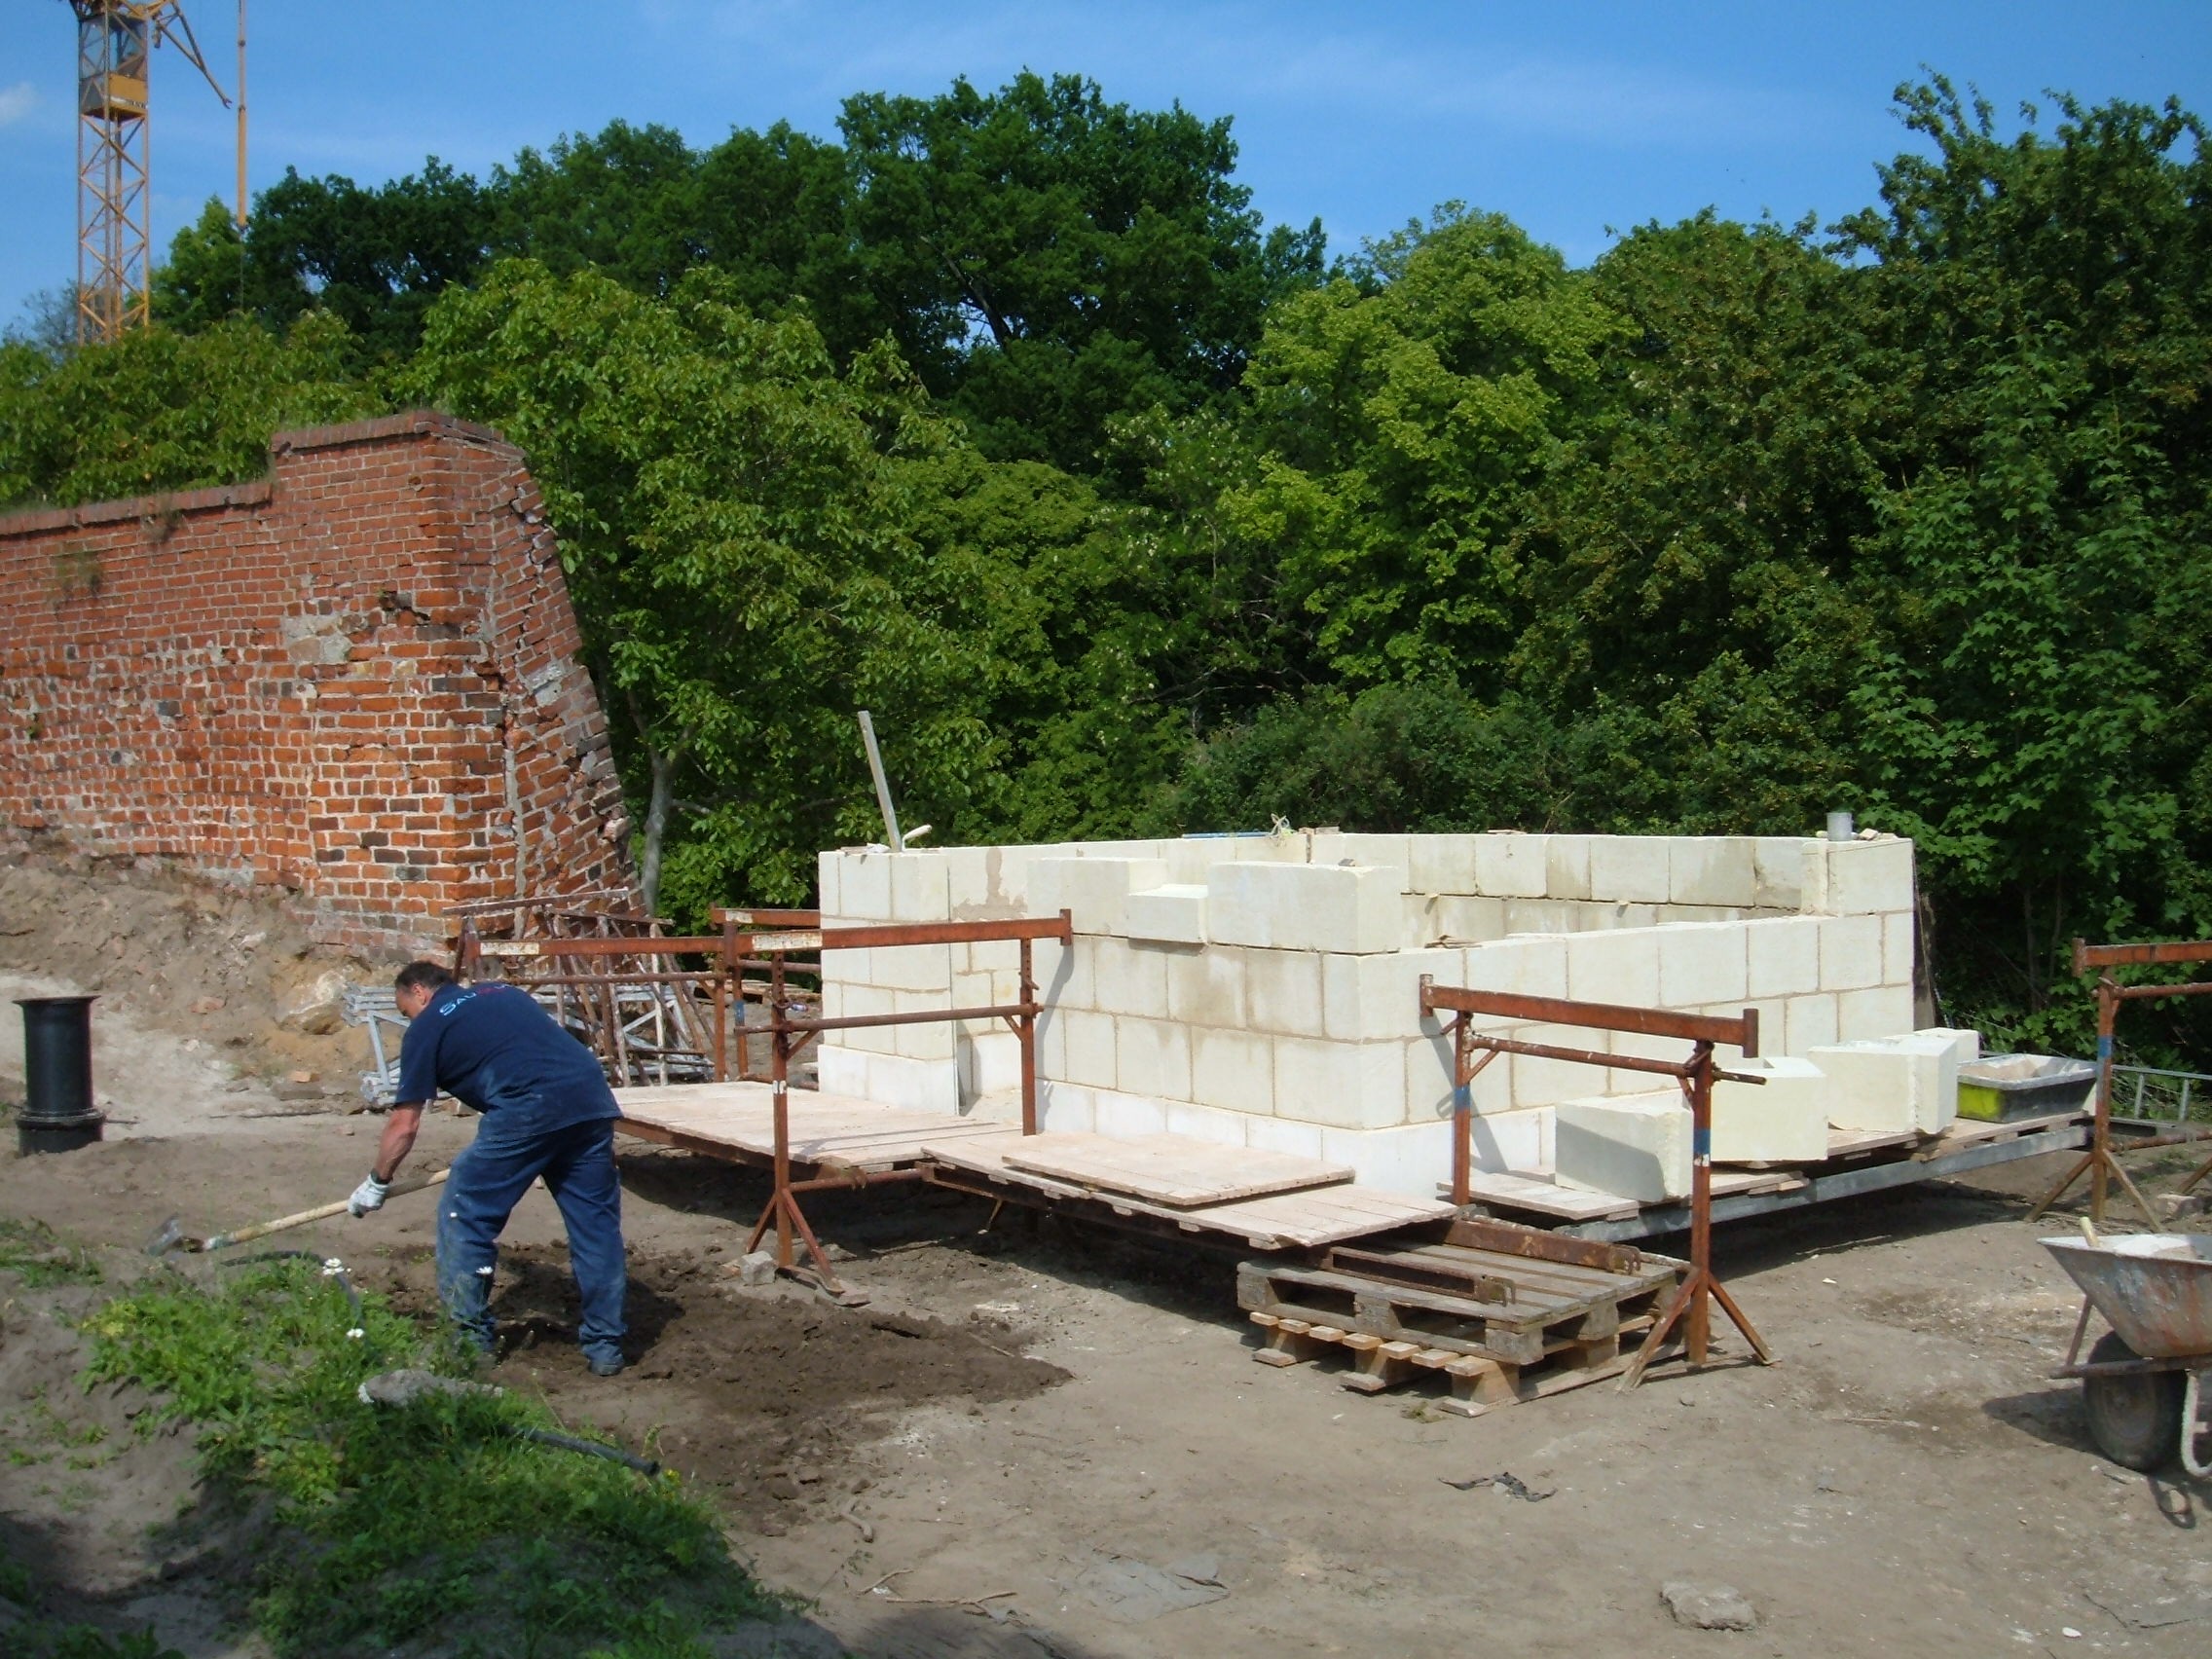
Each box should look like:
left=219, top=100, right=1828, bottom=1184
left=1246, top=1309, right=1677, bottom=1414
left=1237, top=1221, right=1685, bottom=1405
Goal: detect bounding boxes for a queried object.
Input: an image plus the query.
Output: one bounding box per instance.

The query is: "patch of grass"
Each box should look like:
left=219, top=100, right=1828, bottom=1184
left=80, top=1260, right=778, bottom=1658
left=2, top=1549, right=184, bottom=1659
left=0, top=1218, right=103, bottom=1288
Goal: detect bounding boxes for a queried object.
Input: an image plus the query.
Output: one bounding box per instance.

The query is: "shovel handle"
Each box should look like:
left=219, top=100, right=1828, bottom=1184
left=204, top=1167, right=451, bottom=1251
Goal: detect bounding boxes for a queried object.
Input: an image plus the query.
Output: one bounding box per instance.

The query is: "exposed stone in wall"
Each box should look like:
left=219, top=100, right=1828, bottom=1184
left=0, top=412, right=632, bottom=955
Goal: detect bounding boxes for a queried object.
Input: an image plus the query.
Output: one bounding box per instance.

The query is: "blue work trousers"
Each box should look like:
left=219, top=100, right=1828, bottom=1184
left=435, top=1114, right=626, bottom=1369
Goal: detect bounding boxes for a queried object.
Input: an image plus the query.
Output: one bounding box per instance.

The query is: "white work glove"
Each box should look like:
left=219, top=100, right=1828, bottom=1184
left=348, top=1173, right=390, bottom=1216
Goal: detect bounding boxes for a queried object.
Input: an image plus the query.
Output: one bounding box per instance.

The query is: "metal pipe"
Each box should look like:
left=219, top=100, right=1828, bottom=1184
left=16, top=996, right=103, bottom=1155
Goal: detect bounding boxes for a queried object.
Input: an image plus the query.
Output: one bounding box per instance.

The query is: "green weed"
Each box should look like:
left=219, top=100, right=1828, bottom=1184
left=81, top=1259, right=778, bottom=1657
left=0, top=1219, right=103, bottom=1288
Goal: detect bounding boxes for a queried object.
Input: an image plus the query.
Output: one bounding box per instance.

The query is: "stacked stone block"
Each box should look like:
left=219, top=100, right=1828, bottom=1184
left=814, top=830, right=1923, bottom=1198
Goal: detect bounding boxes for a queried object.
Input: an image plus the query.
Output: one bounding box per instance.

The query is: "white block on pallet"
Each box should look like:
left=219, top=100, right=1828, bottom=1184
left=1555, top=1092, right=1693, bottom=1202
left=1711, top=1056, right=1831, bottom=1163
left=1116, top=1016, right=1193, bottom=1101
left=1809, top=1040, right=1923, bottom=1133
left=1746, top=917, right=1823, bottom=999
left=1271, top=1037, right=1405, bottom=1129
left=1474, top=833, right=1550, bottom=899
left=1206, top=861, right=1403, bottom=954
left=1566, top=929, right=1660, bottom=1008
left=1823, top=836, right=1916, bottom=914
left=1125, top=884, right=1208, bottom=944
left=1320, top=947, right=1455, bottom=1043
left=1914, top=1026, right=1981, bottom=1065
left=1590, top=837, right=1673, bottom=903
left=1891, top=1032, right=1960, bottom=1133
left=1671, top=837, right=1757, bottom=907
left=1658, top=923, right=1749, bottom=1007
left=1192, top=1026, right=1273, bottom=1114
left=1030, top=856, right=1169, bottom=934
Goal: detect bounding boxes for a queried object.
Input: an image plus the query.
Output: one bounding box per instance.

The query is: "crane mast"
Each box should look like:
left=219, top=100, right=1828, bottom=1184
left=66, top=1, right=234, bottom=346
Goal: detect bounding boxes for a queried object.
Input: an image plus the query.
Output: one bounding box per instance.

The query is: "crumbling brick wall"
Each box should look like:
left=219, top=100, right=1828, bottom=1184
left=0, top=412, right=632, bottom=954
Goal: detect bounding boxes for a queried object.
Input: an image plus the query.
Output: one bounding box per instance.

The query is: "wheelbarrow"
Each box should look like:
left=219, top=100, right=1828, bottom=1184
left=2043, top=1231, right=2212, bottom=1475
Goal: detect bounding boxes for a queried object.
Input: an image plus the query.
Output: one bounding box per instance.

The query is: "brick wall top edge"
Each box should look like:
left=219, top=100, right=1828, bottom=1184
left=269, top=409, right=517, bottom=460
left=0, top=478, right=276, bottom=540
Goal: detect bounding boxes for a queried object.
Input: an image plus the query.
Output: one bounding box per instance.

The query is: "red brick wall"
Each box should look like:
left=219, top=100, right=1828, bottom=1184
left=0, top=412, right=632, bottom=954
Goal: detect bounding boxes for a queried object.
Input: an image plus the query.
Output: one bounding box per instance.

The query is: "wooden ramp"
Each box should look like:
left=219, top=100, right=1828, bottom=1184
left=924, top=1131, right=1452, bottom=1250
left=612, top=1082, right=1007, bottom=1171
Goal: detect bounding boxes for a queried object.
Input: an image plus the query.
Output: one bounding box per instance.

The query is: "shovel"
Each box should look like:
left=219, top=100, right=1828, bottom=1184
left=145, top=1167, right=450, bottom=1256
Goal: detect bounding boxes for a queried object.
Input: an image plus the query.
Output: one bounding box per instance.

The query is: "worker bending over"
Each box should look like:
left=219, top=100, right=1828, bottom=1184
left=349, top=960, right=629, bottom=1377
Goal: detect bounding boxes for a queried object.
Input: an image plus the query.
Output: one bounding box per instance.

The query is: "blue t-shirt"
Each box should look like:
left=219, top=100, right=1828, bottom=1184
left=394, top=981, right=619, bottom=1129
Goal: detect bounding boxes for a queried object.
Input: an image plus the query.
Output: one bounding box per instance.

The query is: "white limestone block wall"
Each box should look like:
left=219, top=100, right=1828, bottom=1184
left=813, top=829, right=1919, bottom=1198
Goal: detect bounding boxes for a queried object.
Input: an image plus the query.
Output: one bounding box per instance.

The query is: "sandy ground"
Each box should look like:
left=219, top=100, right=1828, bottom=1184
left=4, top=881, right=2211, bottom=1656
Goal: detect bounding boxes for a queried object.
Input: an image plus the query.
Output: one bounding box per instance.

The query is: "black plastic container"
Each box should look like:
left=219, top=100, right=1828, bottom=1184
left=16, top=995, right=104, bottom=1154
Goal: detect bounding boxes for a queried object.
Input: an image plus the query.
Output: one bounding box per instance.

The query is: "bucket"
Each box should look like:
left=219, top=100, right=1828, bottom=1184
left=1957, top=1053, right=2097, bottom=1123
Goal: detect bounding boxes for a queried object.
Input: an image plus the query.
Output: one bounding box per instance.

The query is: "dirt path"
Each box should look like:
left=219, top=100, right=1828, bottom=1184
left=2, top=872, right=2208, bottom=1654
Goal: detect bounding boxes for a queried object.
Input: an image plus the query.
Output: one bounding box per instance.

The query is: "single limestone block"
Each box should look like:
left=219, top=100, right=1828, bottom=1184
left=1554, top=1092, right=1692, bottom=1202
left=1809, top=1034, right=1957, bottom=1134
left=1030, top=856, right=1169, bottom=934
left=1205, top=861, right=1402, bottom=954
left=1889, top=1032, right=1961, bottom=1133
left=1914, top=1026, right=1981, bottom=1065
left=1125, top=883, right=1208, bottom=944
left=1711, top=1056, right=1830, bottom=1163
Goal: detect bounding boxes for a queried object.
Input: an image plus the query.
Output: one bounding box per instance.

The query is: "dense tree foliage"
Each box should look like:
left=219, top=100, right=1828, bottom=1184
left=5, top=73, right=2208, bottom=1056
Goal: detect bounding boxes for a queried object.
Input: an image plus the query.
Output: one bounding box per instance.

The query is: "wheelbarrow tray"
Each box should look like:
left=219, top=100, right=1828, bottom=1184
left=2042, top=1234, right=2212, bottom=1360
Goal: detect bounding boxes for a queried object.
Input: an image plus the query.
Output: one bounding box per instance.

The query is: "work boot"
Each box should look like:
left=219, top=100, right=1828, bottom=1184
left=585, top=1347, right=627, bottom=1378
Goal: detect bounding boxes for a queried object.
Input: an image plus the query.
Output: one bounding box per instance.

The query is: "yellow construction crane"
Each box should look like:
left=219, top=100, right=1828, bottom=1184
left=65, top=1, right=245, bottom=346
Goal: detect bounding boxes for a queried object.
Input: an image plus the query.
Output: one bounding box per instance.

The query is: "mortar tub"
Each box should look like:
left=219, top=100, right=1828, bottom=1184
left=2042, top=1234, right=2212, bottom=1361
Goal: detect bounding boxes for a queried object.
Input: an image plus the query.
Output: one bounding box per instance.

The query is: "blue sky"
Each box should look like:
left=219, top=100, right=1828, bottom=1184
left=2, top=2, right=2208, bottom=328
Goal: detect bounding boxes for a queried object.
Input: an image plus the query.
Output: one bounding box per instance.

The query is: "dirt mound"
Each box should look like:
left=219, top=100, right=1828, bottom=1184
left=0, top=837, right=386, bottom=1102
left=354, top=1243, right=1068, bottom=1533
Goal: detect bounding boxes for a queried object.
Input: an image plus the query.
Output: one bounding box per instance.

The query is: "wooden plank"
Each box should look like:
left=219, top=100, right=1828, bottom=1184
left=998, top=1131, right=1353, bottom=1207
left=1913, top=1109, right=2083, bottom=1158
left=1451, top=1170, right=1641, bottom=1221
left=1825, top=1124, right=1923, bottom=1159
left=613, top=1082, right=1006, bottom=1169
left=929, top=1135, right=1449, bottom=1248
left=1437, top=1216, right=1660, bottom=1276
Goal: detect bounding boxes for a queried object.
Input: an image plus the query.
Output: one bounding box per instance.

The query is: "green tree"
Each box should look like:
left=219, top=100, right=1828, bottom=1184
left=399, top=261, right=1002, bottom=913
left=839, top=71, right=1324, bottom=467
left=0, top=312, right=380, bottom=508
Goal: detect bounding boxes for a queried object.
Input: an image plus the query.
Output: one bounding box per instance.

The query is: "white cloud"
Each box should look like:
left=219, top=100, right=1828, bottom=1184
left=0, top=82, right=38, bottom=128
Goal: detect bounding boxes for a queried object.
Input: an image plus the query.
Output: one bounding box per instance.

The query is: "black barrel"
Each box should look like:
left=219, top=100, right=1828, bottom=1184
left=16, top=996, right=103, bottom=1155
